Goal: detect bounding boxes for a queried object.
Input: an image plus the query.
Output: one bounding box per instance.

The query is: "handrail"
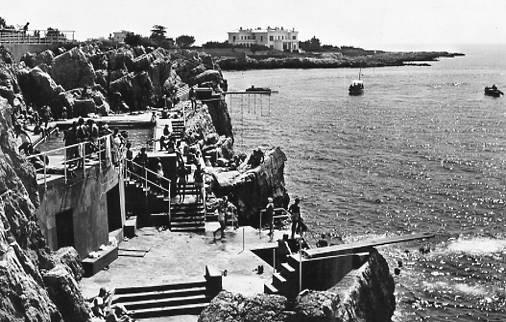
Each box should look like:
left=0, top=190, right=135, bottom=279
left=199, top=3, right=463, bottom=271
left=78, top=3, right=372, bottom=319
left=125, top=168, right=170, bottom=195
left=27, top=135, right=113, bottom=187
left=27, top=134, right=112, bottom=160
left=126, top=159, right=172, bottom=187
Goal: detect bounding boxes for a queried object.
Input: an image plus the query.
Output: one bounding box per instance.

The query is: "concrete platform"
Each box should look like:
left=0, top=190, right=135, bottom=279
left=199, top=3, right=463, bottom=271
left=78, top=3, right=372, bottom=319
left=80, top=223, right=290, bottom=300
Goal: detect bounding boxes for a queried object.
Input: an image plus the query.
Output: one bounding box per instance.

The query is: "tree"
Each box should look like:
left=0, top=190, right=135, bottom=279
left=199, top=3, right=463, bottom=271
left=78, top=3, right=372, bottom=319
left=150, top=25, right=167, bottom=40
left=125, top=32, right=143, bottom=46
left=0, top=17, right=6, bottom=29
left=299, top=36, right=321, bottom=52
left=175, top=35, right=195, bottom=48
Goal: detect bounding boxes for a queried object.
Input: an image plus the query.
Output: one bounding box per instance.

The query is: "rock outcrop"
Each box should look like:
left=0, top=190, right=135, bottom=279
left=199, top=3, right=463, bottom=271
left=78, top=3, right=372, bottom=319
left=199, top=249, right=395, bottom=322
left=211, top=147, right=289, bottom=225
left=51, top=47, right=95, bottom=90
left=214, top=51, right=464, bottom=70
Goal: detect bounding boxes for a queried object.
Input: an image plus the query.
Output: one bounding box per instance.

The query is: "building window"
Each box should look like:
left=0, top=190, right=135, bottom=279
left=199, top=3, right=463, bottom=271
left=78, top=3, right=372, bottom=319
left=269, top=36, right=273, bottom=41
left=233, top=36, right=236, bottom=41
left=292, top=36, right=296, bottom=40
left=261, top=36, right=263, bottom=41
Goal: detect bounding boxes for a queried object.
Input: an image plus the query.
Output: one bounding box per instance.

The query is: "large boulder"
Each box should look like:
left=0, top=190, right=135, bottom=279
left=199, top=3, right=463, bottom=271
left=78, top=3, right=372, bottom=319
left=73, top=98, right=97, bottom=117
left=43, top=265, right=91, bottom=322
left=94, top=69, right=108, bottom=89
left=0, top=46, right=14, bottom=64
left=18, top=66, right=63, bottom=108
left=199, top=291, right=292, bottom=322
left=0, top=63, right=22, bottom=104
left=35, top=50, right=55, bottom=67
left=51, top=47, right=95, bottom=90
left=109, top=71, right=153, bottom=110
left=211, top=147, right=289, bottom=225
left=132, top=47, right=167, bottom=71
left=191, top=69, right=222, bottom=86
left=107, top=47, right=134, bottom=71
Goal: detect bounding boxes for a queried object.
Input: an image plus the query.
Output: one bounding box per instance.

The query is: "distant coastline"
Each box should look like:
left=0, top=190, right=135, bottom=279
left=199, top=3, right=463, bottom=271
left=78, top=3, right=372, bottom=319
left=204, top=49, right=465, bottom=71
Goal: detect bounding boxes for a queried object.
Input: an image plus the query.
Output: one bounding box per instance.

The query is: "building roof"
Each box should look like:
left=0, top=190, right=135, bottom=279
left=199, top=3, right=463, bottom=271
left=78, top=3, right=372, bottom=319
left=229, top=27, right=297, bottom=33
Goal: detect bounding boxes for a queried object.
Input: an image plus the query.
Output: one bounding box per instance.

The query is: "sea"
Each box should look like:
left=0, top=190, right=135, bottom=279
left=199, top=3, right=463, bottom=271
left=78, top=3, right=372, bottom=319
left=223, top=45, right=506, bottom=322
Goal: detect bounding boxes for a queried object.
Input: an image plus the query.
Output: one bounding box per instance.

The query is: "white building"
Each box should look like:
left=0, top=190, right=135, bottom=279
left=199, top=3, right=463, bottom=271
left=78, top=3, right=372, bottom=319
left=111, top=30, right=129, bottom=44
left=227, top=27, right=299, bottom=52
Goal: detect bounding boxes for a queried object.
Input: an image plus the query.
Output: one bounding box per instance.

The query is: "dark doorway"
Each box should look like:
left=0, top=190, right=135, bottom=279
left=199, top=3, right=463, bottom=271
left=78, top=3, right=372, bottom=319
left=56, top=209, right=74, bottom=248
left=107, top=184, right=122, bottom=232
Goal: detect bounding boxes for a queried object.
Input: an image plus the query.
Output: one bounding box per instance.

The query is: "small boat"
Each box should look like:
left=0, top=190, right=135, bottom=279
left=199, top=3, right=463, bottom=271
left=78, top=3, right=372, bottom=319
left=484, top=85, right=503, bottom=97
left=246, top=85, right=271, bottom=93
left=348, top=70, right=364, bottom=96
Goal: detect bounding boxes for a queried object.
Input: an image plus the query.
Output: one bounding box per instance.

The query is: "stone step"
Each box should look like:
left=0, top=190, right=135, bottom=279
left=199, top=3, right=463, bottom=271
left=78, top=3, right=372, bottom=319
left=264, top=282, right=279, bottom=295
left=115, top=281, right=206, bottom=295
left=280, top=262, right=296, bottom=277
left=170, top=226, right=205, bottom=233
left=273, top=272, right=287, bottom=292
left=171, top=215, right=205, bottom=222
left=170, top=221, right=205, bottom=227
left=123, top=294, right=208, bottom=311
left=113, top=286, right=206, bottom=303
left=128, top=302, right=209, bottom=319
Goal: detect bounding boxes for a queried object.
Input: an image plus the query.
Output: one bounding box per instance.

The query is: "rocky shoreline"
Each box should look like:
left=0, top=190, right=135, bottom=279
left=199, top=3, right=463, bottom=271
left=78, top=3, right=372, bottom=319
left=215, top=51, right=464, bottom=70
left=0, top=42, right=397, bottom=321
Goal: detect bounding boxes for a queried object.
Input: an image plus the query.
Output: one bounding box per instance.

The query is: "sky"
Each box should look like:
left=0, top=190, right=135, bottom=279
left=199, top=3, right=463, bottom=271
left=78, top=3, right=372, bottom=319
left=3, top=0, right=506, bottom=51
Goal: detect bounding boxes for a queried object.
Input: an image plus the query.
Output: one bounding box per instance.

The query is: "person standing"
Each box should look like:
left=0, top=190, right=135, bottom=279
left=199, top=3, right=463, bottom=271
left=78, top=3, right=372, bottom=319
left=265, top=197, right=274, bottom=240
left=226, top=197, right=239, bottom=229
left=289, top=197, right=301, bottom=239
left=189, top=87, right=197, bottom=110
left=194, top=163, right=204, bottom=203
left=213, top=197, right=227, bottom=240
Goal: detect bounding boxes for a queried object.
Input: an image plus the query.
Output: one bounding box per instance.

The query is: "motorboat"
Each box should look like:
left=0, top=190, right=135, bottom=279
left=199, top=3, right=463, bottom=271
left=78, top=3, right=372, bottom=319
left=348, top=80, right=364, bottom=96
left=348, top=69, right=364, bottom=96
left=484, top=85, right=503, bottom=97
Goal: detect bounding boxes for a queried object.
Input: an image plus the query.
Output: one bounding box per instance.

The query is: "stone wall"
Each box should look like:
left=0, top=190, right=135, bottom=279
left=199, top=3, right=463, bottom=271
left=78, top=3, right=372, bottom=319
left=36, top=163, right=121, bottom=258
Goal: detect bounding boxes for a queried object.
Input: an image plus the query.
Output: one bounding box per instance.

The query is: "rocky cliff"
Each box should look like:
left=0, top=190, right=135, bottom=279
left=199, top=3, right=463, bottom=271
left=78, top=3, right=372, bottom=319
left=0, top=93, right=90, bottom=320
left=199, top=249, right=395, bottom=322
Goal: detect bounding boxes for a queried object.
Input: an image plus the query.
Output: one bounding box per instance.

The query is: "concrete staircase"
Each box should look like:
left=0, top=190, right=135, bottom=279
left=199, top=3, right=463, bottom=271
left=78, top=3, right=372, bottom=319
left=124, top=176, right=171, bottom=226
left=264, top=254, right=299, bottom=297
left=112, top=280, right=209, bottom=319
left=170, top=201, right=205, bottom=233
left=170, top=119, right=185, bottom=140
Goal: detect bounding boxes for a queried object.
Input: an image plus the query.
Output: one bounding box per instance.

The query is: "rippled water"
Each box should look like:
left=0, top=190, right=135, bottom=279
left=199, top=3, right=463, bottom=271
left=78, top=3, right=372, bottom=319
left=224, top=45, right=506, bottom=321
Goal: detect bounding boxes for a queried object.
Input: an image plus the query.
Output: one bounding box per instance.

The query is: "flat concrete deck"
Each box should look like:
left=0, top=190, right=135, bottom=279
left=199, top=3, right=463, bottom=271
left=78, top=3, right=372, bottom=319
left=80, top=223, right=290, bottom=299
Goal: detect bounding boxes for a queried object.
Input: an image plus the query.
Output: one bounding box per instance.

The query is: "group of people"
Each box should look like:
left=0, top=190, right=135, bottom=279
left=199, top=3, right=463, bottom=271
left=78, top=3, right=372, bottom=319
left=263, top=196, right=307, bottom=242
left=62, top=118, right=122, bottom=166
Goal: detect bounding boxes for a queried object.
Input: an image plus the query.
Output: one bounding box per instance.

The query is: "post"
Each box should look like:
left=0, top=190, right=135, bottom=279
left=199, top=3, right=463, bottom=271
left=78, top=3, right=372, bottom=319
left=98, top=139, right=101, bottom=171
left=259, top=210, right=262, bottom=238
left=299, top=238, right=302, bottom=293
left=43, top=158, right=47, bottom=191
left=144, top=168, right=148, bottom=196
left=64, top=148, right=67, bottom=184
left=273, top=248, right=276, bottom=273
left=242, top=227, right=245, bottom=251
left=81, top=143, right=86, bottom=178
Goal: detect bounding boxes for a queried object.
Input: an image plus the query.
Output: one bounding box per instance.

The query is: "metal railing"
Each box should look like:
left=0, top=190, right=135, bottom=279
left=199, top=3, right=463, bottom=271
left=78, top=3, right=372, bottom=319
left=124, top=159, right=172, bottom=222
left=26, top=135, right=113, bottom=190
left=259, top=207, right=291, bottom=236
left=0, top=29, right=75, bottom=44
